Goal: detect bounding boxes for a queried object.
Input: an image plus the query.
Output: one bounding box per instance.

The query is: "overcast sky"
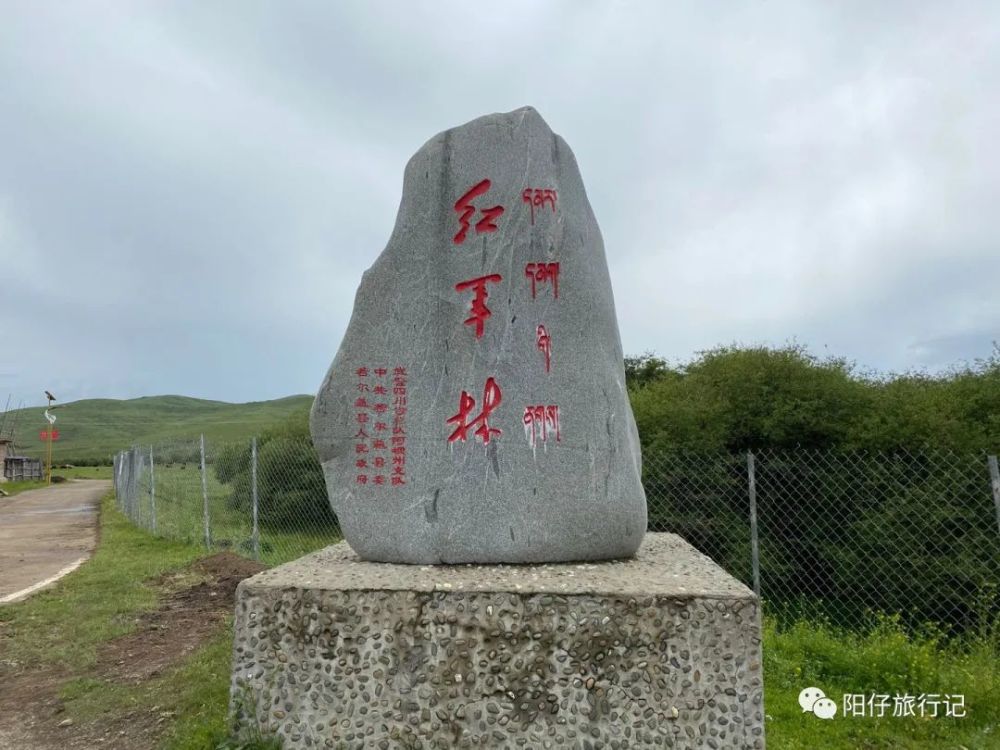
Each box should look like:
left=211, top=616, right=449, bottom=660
left=2, top=1, right=998, bottom=409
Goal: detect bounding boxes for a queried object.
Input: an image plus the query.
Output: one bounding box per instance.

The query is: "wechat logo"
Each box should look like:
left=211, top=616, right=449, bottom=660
left=799, top=687, right=837, bottom=719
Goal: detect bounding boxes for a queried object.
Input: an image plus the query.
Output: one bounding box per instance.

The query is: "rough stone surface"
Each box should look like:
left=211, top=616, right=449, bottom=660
left=230, top=533, right=766, bottom=749
left=310, top=106, right=647, bottom=564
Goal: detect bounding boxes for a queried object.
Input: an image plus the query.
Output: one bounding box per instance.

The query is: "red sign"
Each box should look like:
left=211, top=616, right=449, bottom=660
left=40, top=429, right=59, bottom=441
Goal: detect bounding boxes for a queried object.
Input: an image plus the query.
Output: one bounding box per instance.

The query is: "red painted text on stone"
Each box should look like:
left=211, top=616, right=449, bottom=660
left=523, top=405, right=561, bottom=449
left=447, top=377, right=503, bottom=444
left=525, top=262, right=560, bottom=299
left=355, top=364, right=406, bottom=486
left=455, top=273, right=502, bottom=339
left=522, top=188, right=557, bottom=225
left=536, top=324, right=552, bottom=373
left=453, top=179, right=505, bottom=245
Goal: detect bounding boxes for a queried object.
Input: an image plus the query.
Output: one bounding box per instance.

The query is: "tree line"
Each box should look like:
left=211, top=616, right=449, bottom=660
left=230, top=341, right=1000, bottom=533
left=627, top=343, right=999, bottom=632
left=210, top=343, right=999, bottom=631
left=627, top=343, right=999, bottom=455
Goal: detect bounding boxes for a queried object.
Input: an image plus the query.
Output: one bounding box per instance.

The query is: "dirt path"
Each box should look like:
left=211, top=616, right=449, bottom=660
left=0, top=480, right=108, bottom=602
left=0, top=552, right=264, bottom=749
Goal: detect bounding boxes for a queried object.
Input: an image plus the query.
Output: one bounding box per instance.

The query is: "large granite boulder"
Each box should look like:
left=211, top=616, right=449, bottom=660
left=310, top=107, right=646, bottom=564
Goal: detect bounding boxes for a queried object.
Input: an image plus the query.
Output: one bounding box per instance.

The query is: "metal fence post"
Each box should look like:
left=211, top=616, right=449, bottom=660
left=128, top=449, right=137, bottom=521
left=116, top=452, right=123, bottom=510
left=989, top=455, right=1000, bottom=537
left=135, top=445, right=149, bottom=528
left=200, top=434, right=211, bottom=549
left=113, top=452, right=120, bottom=509
left=130, top=449, right=137, bottom=521
left=122, top=450, right=128, bottom=517
left=149, top=445, right=157, bottom=535
left=747, top=451, right=762, bottom=601
left=251, top=437, right=260, bottom=562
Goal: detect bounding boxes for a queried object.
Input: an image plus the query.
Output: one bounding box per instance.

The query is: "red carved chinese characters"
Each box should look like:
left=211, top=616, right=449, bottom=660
left=354, top=366, right=405, bottom=486
left=354, top=367, right=371, bottom=482
left=391, top=367, right=408, bottom=485
left=453, top=179, right=505, bottom=245
left=536, top=324, right=551, bottom=373
left=522, top=188, right=557, bottom=225
left=523, top=405, right=561, bottom=449
left=443, top=180, right=567, bottom=446
left=447, top=377, right=503, bottom=444
left=525, top=262, right=560, bottom=299
left=455, top=274, right=502, bottom=339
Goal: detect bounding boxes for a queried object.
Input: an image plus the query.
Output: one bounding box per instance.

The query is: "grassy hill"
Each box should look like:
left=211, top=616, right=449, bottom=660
left=0, top=394, right=313, bottom=464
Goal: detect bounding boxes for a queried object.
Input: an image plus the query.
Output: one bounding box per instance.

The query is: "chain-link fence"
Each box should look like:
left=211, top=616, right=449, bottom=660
left=645, top=449, right=1000, bottom=635
left=114, top=438, right=1000, bottom=634
left=114, top=434, right=336, bottom=566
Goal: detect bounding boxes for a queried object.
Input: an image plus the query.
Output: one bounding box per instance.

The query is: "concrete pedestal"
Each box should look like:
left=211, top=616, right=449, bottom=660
left=230, top=533, right=765, bottom=749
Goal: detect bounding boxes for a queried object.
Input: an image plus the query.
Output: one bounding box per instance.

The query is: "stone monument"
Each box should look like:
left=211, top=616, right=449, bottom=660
left=230, top=108, right=765, bottom=749
left=310, top=106, right=646, bottom=564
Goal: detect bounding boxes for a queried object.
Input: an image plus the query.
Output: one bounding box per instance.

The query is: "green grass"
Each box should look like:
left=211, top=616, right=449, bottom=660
left=0, top=394, right=312, bottom=464
left=127, top=464, right=339, bottom=566
left=3, top=490, right=997, bottom=749
left=0, top=491, right=279, bottom=748
left=0, top=493, right=207, bottom=670
left=56, top=629, right=248, bottom=750
left=0, top=478, right=47, bottom=496
left=156, top=609, right=1000, bottom=749
left=0, top=467, right=112, bottom=497
left=59, top=465, right=114, bottom=480
left=764, top=615, right=1000, bottom=748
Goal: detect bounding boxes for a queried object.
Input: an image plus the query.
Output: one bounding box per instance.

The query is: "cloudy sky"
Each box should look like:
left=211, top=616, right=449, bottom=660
left=2, top=1, right=998, bottom=409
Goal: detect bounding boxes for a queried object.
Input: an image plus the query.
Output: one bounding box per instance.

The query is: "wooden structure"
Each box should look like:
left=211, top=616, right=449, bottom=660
left=0, top=439, right=10, bottom=483
left=3, top=454, right=43, bottom=481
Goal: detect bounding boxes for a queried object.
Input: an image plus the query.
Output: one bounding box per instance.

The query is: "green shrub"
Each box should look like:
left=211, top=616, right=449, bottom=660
left=213, top=412, right=335, bottom=532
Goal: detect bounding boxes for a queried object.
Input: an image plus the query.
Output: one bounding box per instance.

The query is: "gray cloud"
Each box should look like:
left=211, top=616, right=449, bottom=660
left=1, top=1, right=998, bottom=410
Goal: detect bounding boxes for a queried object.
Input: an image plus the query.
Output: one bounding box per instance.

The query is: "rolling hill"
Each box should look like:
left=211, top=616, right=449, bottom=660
left=0, top=394, right=313, bottom=463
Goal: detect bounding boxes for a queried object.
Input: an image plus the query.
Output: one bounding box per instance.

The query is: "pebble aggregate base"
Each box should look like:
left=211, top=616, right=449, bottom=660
left=230, top=533, right=765, bottom=749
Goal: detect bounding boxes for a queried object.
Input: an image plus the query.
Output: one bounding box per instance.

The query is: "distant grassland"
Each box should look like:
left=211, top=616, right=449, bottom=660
left=0, top=395, right=313, bottom=463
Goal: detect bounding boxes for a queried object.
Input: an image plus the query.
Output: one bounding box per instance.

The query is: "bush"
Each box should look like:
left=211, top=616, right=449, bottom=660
left=213, top=412, right=335, bottom=532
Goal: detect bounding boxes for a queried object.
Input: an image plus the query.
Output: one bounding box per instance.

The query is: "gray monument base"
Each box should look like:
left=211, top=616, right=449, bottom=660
left=230, top=533, right=765, bottom=749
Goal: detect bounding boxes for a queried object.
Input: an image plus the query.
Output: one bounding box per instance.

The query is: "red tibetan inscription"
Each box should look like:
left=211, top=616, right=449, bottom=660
left=523, top=405, right=561, bottom=449
left=522, top=188, right=558, bottom=225
left=453, top=179, right=505, bottom=245
left=455, top=274, right=502, bottom=339
left=536, top=324, right=551, bottom=373
left=447, top=377, right=503, bottom=444
left=525, top=262, right=560, bottom=299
